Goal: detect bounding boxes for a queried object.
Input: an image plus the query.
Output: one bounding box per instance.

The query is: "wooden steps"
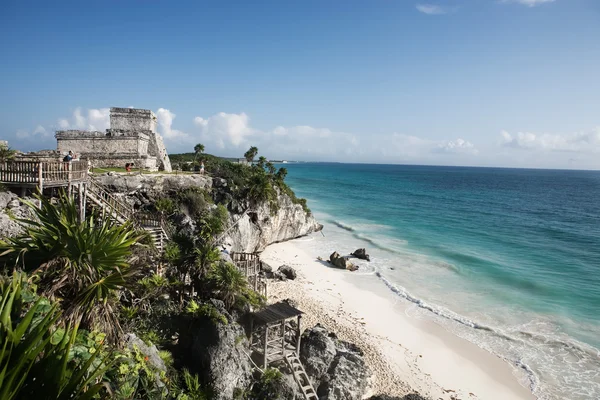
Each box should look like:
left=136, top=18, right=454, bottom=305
left=285, top=352, right=318, bottom=400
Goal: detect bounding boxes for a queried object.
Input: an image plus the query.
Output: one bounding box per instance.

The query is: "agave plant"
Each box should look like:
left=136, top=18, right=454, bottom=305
left=0, top=272, right=110, bottom=400
left=0, top=193, right=144, bottom=341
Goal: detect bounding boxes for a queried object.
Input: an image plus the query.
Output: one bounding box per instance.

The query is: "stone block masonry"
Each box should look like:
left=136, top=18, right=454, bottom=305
left=55, top=107, right=171, bottom=172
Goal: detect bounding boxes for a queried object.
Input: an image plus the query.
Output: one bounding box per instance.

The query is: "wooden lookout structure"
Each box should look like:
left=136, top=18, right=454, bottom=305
left=249, top=301, right=317, bottom=400
left=231, top=252, right=268, bottom=298
left=0, top=160, right=88, bottom=195
left=0, top=160, right=169, bottom=253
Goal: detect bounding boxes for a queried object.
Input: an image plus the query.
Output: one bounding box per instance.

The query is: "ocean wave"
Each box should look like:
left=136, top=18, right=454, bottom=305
left=374, top=271, right=600, bottom=399
left=330, top=220, right=356, bottom=232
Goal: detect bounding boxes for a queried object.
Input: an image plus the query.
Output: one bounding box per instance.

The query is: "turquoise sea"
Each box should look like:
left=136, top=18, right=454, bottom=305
left=282, top=163, right=600, bottom=400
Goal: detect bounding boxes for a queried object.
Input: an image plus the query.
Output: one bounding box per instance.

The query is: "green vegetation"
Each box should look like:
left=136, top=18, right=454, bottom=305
left=0, top=143, right=17, bottom=162
left=244, top=146, right=258, bottom=163
left=0, top=143, right=310, bottom=400
left=0, top=194, right=144, bottom=342
left=0, top=272, right=110, bottom=400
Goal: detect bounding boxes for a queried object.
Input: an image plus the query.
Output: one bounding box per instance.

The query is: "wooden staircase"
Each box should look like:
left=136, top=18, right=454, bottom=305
left=284, top=352, right=318, bottom=400
left=81, top=178, right=170, bottom=253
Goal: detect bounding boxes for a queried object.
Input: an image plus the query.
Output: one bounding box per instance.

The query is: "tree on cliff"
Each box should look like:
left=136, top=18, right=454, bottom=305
left=193, top=143, right=205, bottom=163
left=244, top=146, right=258, bottom=163
left=256, top=156, right=267, bottom=170
left=194, top=143, right=205, bottom=154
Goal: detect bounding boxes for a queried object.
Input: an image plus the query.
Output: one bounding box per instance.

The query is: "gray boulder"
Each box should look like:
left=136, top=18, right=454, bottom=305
left=0, top=191, right=17, bottom=210
left=190, top=309, right=253, bottom=399
left=277, top=265, right=297, bottom=280
left=212, top=177, right=228, bottom=188
left=329, top=252, right=358, bottom=271
left=300, top=324, right=370, bottom=400
left=273, top=271, right=288, bottom=281
left=260, top=261, right=274, bottom=273
left=351, top=248, right=370, bottom=262
left=0, top=193, right=35, bottom=239
left=299, top=324, right=337, bottom=379
left=173, top=213, right=196, bottom=238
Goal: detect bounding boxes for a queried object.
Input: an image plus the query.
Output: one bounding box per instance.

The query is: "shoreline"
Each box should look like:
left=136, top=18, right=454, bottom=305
left=261, top=237, right=536, bottom=400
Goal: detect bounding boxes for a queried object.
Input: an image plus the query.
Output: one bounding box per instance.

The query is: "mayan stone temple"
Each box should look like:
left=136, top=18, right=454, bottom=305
left=55, top=107, right=172, bottom=172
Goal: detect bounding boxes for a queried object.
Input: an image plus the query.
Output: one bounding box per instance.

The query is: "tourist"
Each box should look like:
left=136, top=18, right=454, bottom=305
left=63, top=150, right=73, bottom=162
left=125, top=163, right=132, bottom=173
left=200, top=161, right=205, bottom=174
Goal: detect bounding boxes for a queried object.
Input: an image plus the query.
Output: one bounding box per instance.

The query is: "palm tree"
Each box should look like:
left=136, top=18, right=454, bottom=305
left=194, top=143, right=205, bottom=155
left=193, top=143, right=205, bottom=163
left=208, top=261, right=248, bottom=309
left=247, top=172, right=276, bottom=206
left=244, top=146, right=258, bottom=163
left=0, top=193, right=144, bottom=342
left=275, top=167, right=288, bottom=181
left=256, top=156, right=267, bottom=170
left=265, top=162, right=276, bottom=175
left=0, top=143, right=16, bottom=162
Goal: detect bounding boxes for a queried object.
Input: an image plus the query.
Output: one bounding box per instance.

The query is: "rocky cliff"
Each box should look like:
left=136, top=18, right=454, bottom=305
left=0, top=191, right=34, bottom=238
left=223, top=191, right=322, bottom=253
left=92, top=173, right=321, bottom=252
left=93, top=173, right=212, bottom=194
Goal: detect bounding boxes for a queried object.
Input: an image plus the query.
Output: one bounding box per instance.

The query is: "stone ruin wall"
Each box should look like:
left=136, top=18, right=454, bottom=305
left=56, top=130, right=149, bottom=156
left=53, top=108, right=171, bottom=172
left=148, top=131, right=172, bottom=172
left=109, top=108, right=171, bottom=172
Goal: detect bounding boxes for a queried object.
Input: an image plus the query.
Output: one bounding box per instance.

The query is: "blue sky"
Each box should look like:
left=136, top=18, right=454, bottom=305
left=1, top=0, right=599, bottom=169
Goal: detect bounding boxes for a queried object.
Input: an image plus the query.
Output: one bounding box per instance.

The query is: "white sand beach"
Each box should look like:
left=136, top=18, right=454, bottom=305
left=261, top=237, right=536, bottom=400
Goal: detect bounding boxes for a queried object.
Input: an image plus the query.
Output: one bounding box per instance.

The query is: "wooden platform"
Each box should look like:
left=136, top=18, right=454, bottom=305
left=0, top=160, right=88, bottom=189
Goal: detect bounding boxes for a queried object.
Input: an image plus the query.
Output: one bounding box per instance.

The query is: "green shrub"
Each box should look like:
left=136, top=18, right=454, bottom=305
left=185, top=300, right=228, bottom=325
left=0, top=272, right=109, bottom=400
left=155, top=197, right=177, bottom=215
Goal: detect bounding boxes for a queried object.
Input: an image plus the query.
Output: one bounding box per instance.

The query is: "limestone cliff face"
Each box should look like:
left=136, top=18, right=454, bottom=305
left=1, top=173, right=319, bottom=253
left=224, top=192, right=322, bottom=253
left=93, top=173, right=212, bottom=194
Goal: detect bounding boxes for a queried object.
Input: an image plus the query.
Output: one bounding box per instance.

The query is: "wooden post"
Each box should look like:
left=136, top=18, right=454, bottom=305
left=263, top=325, right=269, bottom=369
left=296, top=315, right=302, bottom=355
left=37, top=162, right=43, bottom=192
left=68, top=162, right=73, bottom=198
left=281, top=319, right=286, bottom=357
left=78, top=183, right=84, bottom=221
left=82, top=183, right=87, bottom=220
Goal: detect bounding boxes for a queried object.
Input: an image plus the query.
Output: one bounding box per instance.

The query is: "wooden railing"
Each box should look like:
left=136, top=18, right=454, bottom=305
left=87, top=178, right=133, bottom=222
left=0, top=160, right=88, bottom=187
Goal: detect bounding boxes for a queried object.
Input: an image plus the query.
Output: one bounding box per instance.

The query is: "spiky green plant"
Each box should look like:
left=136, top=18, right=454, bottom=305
left=0, top=193, right=144, bottom=342
left=208, top=262, right=249, bottom=310
left=0, top=272, right=110, bottom=400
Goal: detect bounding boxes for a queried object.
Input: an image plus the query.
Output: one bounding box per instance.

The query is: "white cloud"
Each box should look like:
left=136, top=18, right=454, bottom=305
left=33, top=125, right=47, bottom=135
left=437, top=138, right=478, bottom=154
left=193, top=112, right=255, bottom=148
left=156, top=108, right=188, bottom=139
left=500, top=0, right=555, bottom=7
left=500, top=128, right=600, bottom=152
left=15, top=125, right=49, bottom=139
left=416, top=4, right=447, bottom=15
left=57, top=107, right=110, bottom=131
left=189, top=110, right=477, bottom=163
